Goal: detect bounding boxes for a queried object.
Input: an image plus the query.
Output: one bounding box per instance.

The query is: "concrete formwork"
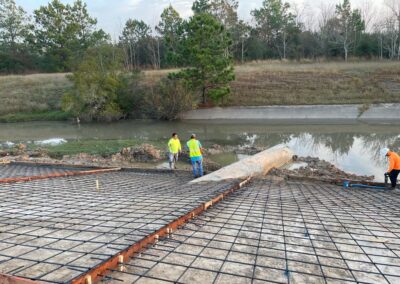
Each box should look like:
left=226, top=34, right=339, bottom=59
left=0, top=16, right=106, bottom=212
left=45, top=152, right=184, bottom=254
left=104, top=179, right=400, bottom=284
left=0, top=169, right=243, bottom=283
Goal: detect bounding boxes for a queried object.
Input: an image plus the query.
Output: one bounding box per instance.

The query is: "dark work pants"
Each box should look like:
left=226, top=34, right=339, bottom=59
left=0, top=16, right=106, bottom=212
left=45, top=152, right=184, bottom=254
left=389, top=170, right=400, bottom=188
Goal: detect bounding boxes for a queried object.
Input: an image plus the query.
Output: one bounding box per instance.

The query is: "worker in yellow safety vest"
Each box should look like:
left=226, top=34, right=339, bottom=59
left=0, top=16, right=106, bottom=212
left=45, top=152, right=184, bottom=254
left=186, top=134, right=204, bottom=178
left=381, top=148, right=400, bottom=189
left=168, top=133, right=182, bottom=170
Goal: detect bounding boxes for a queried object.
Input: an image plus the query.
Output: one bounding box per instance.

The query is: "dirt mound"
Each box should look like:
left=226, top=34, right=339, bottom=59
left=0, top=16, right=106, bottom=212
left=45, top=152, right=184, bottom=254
left=121, top=144, right=161, bottom=162
left=269, top=156, right=374, bottom=181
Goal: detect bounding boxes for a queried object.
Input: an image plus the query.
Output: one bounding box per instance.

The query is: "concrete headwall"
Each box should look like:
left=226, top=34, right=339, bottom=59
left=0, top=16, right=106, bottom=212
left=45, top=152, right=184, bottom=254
left=181, top=104, right=400, bottom=121
left=191, top=145, right=294, bottom=183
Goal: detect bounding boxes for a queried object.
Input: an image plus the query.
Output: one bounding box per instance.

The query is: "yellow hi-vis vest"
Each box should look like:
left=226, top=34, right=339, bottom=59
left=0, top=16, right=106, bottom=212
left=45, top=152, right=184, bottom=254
left=168, top=138, right=181, bottom=154
left=187, top=139, right=202, bottom=158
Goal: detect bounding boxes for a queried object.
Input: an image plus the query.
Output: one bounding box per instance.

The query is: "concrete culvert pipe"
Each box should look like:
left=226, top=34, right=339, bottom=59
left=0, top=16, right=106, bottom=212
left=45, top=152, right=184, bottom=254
left=191, top=145, right=294, bottom=183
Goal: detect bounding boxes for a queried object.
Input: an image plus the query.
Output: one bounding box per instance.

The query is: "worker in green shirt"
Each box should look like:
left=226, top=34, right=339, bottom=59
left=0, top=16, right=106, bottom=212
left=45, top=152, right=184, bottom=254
left=168, top=133, right=182, bottom=170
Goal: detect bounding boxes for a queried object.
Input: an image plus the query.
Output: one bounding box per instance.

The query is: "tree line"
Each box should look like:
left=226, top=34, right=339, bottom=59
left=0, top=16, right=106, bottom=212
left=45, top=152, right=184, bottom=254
left=1, top=0, right=400, bottom=74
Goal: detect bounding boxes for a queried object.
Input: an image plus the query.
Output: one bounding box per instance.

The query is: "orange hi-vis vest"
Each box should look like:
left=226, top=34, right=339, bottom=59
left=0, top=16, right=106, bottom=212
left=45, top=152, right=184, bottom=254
left=388, top=151, right=400, bottom=172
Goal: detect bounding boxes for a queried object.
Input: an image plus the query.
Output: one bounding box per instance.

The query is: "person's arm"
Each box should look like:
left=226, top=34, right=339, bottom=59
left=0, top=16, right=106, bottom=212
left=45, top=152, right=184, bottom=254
left=388, top=156, right=395, bottom=173
left=178, top=140, right=182, bottom=153
left=167, top=140, right=172, bottom=153
left=198, top=141, right=204, bottom=153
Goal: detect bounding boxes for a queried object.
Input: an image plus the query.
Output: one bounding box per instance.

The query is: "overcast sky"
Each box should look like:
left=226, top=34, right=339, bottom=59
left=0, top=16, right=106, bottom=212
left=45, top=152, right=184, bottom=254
left=16, top=0, right=386, bottom=39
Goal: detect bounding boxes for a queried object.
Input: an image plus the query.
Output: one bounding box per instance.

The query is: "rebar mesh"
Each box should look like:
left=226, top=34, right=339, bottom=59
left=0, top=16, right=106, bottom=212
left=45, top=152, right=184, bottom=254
left=103, top=179, right=400, bottom=284
left=0, top=163, right=94, bottom=179
left=0, top=170, right=238, bottom=283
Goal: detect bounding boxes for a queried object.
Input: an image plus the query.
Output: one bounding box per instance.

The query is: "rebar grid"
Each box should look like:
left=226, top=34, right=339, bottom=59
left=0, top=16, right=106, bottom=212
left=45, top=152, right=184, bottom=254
left=0, top=170, right=239, bottom=283
left=0, top=164, right=93, bottom=179
left=102, top=179, right=400, bottom=284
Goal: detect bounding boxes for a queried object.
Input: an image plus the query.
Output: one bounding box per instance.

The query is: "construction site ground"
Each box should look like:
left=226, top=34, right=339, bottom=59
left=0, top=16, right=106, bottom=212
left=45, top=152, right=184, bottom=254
left=0, top=163, right=399, bottom=283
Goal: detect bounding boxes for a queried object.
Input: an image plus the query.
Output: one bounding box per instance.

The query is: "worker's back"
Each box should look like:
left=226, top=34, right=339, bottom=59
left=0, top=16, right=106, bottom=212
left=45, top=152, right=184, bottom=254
left=187, top=139, right=202, bottom=158
left=388, top=151, right=400, bottom=170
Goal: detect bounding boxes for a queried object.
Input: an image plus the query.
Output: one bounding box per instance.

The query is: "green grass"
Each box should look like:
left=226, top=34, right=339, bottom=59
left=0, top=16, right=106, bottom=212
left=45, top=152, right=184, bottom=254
left=0, top=111, right=70, bottom=123
left=30, top=139, right=166, bottom=159
left=228, top=61, right=400, bottom=106
left=1, top=61, right=399, bottom=123
left=0, top=73, right=72, bottom=118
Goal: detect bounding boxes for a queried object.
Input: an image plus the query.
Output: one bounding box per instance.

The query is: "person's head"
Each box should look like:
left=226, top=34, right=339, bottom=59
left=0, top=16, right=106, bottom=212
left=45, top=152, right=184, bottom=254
left=172, top=133, right=178, bottom=139
left=380, top=148, right=390, bottom=157
left=191, top=134, right=196, bottom=139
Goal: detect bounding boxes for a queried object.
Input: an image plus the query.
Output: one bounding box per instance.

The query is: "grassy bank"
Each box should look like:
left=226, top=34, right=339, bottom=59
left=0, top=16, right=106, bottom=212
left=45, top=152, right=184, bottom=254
left=1, top=61, right=399, bottom=122
left=0, top=111, right=70, bottom=123
left=229, top=61, right=400, bottom=106
left=28, top=139, right=166, bottom=159
left=0, top=73, right=72, bottom=118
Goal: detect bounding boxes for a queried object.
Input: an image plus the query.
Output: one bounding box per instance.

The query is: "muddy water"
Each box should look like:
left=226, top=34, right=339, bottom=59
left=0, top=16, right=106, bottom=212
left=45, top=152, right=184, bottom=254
left=0, top=120, right=399, bottom=181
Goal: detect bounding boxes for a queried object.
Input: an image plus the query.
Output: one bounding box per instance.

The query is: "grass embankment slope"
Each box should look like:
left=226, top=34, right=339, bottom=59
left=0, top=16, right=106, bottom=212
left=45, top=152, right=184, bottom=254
left=0, top=73, right=71, bottom=122
left=37, top=139, right=166, bottom=158
left=1, top=61, right=400, bottom=122
left=230, top=61, right=400, bottom=105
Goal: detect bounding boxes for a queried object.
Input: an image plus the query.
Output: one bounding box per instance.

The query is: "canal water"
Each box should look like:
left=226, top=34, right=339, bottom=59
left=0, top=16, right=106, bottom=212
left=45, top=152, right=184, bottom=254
left=0, top=120, right=399, bottom=181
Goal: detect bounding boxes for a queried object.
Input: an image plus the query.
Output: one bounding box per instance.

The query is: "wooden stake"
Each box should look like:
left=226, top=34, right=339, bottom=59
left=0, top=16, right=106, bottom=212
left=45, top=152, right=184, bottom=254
left=154, top=234, right=159, bottom=247
left=118, top=255, right=125, bottom=272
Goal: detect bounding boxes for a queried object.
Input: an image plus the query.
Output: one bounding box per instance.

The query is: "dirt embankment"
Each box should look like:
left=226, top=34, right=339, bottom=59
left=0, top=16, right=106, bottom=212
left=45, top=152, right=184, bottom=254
left=268, top=156, right=374, bottom=182
left=0, top=143, right=222, bottom=171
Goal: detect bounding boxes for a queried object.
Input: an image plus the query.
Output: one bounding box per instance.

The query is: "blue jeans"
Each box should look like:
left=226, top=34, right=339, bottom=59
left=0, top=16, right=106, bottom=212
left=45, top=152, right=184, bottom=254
left=389, top=170, right=400, bottom=188
left=191, top=159, right=203, bottom=178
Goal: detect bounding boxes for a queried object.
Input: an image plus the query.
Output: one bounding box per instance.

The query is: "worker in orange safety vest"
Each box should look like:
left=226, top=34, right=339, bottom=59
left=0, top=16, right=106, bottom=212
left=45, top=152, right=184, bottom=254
left=381, top=148, right=400, bottom=189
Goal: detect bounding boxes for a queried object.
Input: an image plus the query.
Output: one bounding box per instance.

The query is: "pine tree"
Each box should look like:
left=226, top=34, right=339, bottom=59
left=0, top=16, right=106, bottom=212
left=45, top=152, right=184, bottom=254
left=172, top=13, right=235, bottom=104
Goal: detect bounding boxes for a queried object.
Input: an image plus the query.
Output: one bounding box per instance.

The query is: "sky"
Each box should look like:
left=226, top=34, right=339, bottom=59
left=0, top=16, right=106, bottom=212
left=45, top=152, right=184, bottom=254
left=16, top=0, right=386, bottom=39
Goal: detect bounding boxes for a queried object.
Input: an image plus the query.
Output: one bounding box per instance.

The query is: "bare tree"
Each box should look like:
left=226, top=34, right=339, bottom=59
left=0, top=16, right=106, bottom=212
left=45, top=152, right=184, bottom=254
left=318, top=2, right=335, bottom=31
left=383, top=16, right=399, bottom=59
left=373, top=21, right=385, bottom=59
left=360, top=0, right=376, bottom=32
left=234, top=20, right=251, bottom=63
left=385, top=0, right=400, bottom=59
left=318, top=2, right=335, bottom=58
left=291, top=1, right=315, bottom=31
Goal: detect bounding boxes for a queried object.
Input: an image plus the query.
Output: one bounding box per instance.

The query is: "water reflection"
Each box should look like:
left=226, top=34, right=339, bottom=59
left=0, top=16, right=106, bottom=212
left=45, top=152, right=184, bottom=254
left=248, top=131, right=400, bottom=180
left=0, top=120, right=399, bottom=181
